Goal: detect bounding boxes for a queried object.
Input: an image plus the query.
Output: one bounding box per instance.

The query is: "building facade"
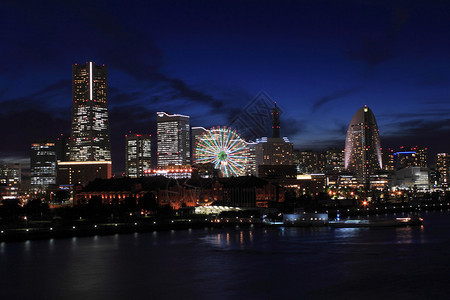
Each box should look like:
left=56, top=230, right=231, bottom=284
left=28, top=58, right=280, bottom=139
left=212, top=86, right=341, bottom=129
left=245, top=142, right=258, bottom=176
left=191, top=126, right=207, bottom=164
left=56, top=134, right=70, bottom=162
left=30, top=142, right=57, bottom=190
left=393, top=167, right=429, bottom=190
left=57, top=161, right=112, bottom=187
left=394, top=146, right=428, bottom=170
left=382, top=148, right=395, bottom=171
left=126, top=134, right=152, bottom=178
left=157, top=112, right=190, bottom=166
left=256, top=137, right=294, bottom=168
left=0, top=163, right=21, bottom=199
left=324, top=148, right=344, bottom=172
left=436, top=153, right=449, bottom=188
left=255, top=103, right=294, bottom=178
left=70, top=62, right=111, bottom=161
left=295, top=150, right=322, bottom=174
left=344, top=105, right=382, bottom=188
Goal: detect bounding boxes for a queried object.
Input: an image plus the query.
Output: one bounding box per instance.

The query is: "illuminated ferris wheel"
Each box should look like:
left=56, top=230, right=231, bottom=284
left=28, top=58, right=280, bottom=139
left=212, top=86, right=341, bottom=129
left=195, top=127, right=248, bottom=177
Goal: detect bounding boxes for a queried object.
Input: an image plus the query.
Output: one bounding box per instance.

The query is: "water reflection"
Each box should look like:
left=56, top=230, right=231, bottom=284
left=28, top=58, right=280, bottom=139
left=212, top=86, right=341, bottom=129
left=24, top=240, right=31, bottom=252
left=48, top=238, right=54, bottom=252
left=395, top=227, right=413, bottom=244
left=334, top=227, right=364, bottom=239
left=0, top=211, right=449, bottom=300
left=204, top=229, right=257, bottom=249
left=395, top=226, right=426, bottom=244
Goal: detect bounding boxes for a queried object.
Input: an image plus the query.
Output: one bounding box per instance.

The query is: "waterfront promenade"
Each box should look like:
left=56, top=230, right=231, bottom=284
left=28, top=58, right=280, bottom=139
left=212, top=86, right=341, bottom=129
left=1, top=201, right=449, bottom=242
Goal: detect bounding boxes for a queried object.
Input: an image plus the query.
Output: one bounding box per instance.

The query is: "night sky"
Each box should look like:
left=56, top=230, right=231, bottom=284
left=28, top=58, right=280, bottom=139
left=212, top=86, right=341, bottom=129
left=1, top=0, right=449, bottom=173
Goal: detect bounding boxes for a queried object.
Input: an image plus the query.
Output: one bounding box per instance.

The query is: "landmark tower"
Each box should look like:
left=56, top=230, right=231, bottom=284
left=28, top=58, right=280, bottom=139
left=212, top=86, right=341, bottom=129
left=69, top=62, right=111, bottom=161
left=344, top=105, right=382, bottom=188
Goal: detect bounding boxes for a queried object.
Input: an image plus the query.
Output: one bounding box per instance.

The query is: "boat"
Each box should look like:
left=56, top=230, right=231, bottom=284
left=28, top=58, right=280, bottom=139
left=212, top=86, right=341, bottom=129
left=328, top=215, right=423, bottom=228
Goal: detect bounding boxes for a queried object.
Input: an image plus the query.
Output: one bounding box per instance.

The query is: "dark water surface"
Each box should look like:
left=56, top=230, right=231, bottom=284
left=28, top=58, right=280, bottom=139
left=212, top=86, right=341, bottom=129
left=1, top=211, right=450, bottom=299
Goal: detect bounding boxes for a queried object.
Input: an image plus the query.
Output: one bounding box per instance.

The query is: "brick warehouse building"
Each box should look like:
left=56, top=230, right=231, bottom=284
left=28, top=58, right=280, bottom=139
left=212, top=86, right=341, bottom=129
left=75, top=176, right=284, bottom=209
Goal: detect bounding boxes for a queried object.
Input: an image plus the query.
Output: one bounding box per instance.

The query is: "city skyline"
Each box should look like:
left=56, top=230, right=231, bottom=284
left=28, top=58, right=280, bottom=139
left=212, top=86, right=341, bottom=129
left=2, top=2, right=450, bottom=298
left=1, top=1, right=449, bottom=172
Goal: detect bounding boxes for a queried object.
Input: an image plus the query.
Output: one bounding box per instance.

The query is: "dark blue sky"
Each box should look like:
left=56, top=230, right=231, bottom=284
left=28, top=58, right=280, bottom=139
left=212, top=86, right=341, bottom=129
left=1, top=0, right=449, bottom=172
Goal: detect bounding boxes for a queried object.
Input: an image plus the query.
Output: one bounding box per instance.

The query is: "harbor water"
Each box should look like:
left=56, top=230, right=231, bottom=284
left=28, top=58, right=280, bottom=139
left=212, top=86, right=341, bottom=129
left=1, top=210, right=449, bottom=299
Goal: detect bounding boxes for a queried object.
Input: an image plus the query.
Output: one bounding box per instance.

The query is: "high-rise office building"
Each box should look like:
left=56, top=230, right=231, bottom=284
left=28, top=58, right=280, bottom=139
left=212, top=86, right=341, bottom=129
left=245, top=142, right=258, bottom=176
left=295, top=150, right=321, bottom=174
left=382, top=148, right=395, bottom=171
left=0, top=163, right=21, bottom=198
left=344, top=105, right=382, bottom=188
left=56, top=134, right=71, bottom=162
left=57, top=62, right=112, bottom=188
left=324, top=148, right=344, bottom=172
left=69, top=62, right=111, bottom=161
left=157, top=112, right=190, bottom=166
left=31, top=142, right=57, bottom=190
left=394, top=146, right=428, bottom=170
left=436, top=153, right=449, bottom=188
left=256, top=137, right=294, bottom=167
left=191, top=126, right=208, bottom=164
left=412, top=146, right=428, bottom=168
left=255, top=103, right=296, bottom=180
left=126, top=134, right=152, bottom=178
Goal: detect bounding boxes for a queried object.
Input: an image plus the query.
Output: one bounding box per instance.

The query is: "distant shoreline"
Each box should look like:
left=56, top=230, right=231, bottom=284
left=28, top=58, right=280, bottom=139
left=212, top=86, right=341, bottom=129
left=1, top=204, right=449, bottom=243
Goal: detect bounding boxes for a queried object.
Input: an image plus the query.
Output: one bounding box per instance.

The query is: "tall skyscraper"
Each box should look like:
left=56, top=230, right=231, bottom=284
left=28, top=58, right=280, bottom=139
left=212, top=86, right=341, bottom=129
left=344, top=105, right=382, bottom=188
left=57, top=62, right=112, bottom=188
left=69, top=62, right=111, bottom=161
left=125, top=134, right=152, bottom=178
left=157, top=112, right=190, bottom=166
left=30, top=142, right=57, bottom=190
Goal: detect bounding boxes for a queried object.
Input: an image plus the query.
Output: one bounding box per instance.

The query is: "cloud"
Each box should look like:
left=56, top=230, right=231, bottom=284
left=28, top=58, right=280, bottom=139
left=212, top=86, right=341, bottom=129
left=109, top=89, right=144, bottom=106
left=295, top=137, right=345, bottom=151
left=0, top=79, right=71, bottom=112
left=63, top=1, right=229, bottom=113
left=379, top=115, right=450, bottom=162
left=0, top=0, right=252, bottom=172
left=311, top=88, right=361, bottom=113
left=0, top=108, right=69, bottom=158
left=417, top=95, right=450, bottom=105
left=335, top=121, right=348, bottom=136
left=282, top=117, right=305, bottom=138
left=385, top=118, right=450, bottom=138
left=0, top=79, right=72, bottom=160
left=3, top=1, right=231, bottom=113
